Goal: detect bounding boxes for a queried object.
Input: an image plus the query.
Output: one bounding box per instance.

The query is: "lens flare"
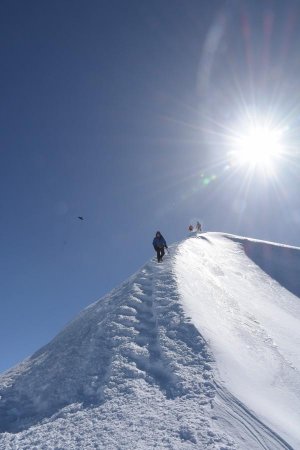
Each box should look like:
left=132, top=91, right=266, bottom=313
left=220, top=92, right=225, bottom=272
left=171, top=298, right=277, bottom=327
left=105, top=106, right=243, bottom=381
left=235, top=127, right=282, bottom=165
left=228, top=121, right=286, bottom=172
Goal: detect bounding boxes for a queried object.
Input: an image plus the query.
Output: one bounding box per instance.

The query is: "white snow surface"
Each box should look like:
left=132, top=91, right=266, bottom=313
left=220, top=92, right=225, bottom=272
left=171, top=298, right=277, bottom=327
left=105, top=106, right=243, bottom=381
left=1, top=232, right=300, bottom=449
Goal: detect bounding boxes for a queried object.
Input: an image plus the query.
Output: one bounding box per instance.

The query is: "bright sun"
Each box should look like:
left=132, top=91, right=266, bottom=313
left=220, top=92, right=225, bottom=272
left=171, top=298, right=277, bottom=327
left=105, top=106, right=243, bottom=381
left=229, top=124, right=284, bottom=169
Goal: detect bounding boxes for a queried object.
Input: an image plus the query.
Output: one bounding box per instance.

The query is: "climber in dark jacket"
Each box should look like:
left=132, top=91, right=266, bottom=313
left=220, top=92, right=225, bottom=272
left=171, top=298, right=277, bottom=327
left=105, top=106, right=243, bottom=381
left=152, top=231, right=168, bottom=262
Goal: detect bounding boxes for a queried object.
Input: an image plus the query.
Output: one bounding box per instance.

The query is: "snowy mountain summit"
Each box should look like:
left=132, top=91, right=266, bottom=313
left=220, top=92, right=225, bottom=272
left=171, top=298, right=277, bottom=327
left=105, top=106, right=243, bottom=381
left=1, top=232, right=300, bottom=450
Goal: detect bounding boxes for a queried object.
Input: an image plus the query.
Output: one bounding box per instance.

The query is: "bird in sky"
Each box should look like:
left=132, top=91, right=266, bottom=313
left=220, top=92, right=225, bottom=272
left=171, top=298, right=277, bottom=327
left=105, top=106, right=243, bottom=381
left=77, top=216, right=84, bottom=221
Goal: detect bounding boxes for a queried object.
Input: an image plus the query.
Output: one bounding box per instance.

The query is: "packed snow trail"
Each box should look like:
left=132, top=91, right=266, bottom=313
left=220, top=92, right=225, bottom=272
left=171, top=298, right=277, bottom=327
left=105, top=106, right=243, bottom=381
left=0, top=253, right=231, bottom=449
left=176, top=233, right=300, bottom=449
left=0, top=233, right=297, bottom=449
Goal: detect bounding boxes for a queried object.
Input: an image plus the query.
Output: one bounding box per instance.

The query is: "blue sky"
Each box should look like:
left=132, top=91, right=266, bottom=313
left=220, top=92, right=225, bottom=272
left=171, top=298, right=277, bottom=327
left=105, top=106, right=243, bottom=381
left=1, top=0, right=300, bottom=373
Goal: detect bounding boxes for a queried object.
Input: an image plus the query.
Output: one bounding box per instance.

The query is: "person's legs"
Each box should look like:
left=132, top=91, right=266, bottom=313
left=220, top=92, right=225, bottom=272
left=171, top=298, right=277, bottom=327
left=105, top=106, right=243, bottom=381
left=157, top=247, right=164, bottom=261
left=155, top=246, right=165, bottom=262
left=155, top=247, right=160, bottom=262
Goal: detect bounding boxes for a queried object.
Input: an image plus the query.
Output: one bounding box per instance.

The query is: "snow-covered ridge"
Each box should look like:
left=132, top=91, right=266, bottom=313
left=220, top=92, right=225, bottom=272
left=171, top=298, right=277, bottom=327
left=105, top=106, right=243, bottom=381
left=0, top=232, right=299, bottom=449
left=176, top=233, right=300, bottom=449
left=225, top=232, right=300, bottom=297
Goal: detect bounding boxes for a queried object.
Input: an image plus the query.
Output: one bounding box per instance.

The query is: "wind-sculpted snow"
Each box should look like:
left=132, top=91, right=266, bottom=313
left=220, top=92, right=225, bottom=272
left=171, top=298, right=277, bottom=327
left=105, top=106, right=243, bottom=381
left=176, top=233, right=300, bottom=449
left=0, top=233, right=298, bottom=449
left=228, top=235, right=300, bottom=298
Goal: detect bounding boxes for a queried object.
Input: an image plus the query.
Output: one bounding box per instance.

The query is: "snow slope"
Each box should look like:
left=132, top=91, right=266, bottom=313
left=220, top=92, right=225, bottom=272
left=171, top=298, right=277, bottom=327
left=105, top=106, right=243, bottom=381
left=0, top=232, right=299, bottom=449
left=176, top=233, right=300, bottom=449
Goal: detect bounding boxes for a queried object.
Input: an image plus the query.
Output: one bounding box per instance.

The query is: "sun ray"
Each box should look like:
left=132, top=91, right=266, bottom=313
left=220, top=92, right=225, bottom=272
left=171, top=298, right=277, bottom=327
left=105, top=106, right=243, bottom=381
left=227, top=120, right=285, bottom=171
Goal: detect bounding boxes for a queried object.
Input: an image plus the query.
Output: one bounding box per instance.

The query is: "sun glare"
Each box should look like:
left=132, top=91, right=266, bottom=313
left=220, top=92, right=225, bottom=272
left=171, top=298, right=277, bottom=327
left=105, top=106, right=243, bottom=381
left=229, top=124, right=284, bottom=170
